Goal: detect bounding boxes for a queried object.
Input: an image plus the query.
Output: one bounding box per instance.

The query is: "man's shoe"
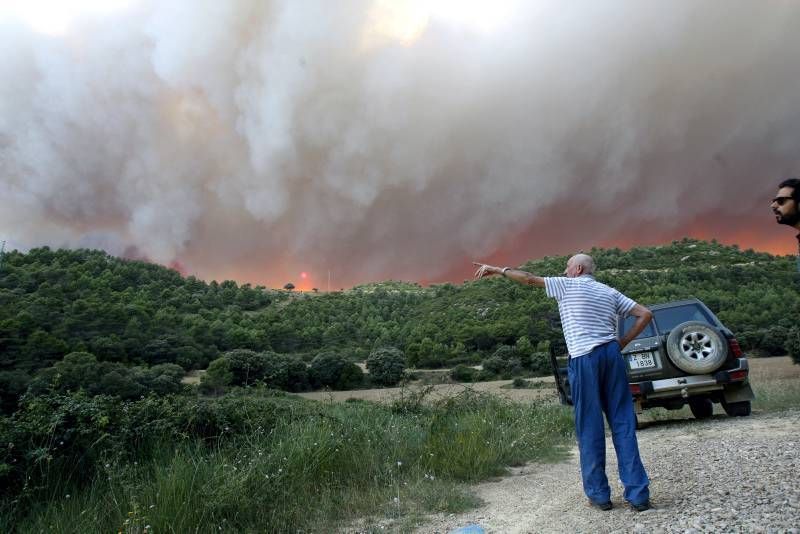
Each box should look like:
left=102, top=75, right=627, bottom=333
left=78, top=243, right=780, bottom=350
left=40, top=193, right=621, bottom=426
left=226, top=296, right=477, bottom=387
left=588, top=500, right=613, bottom=511
left=630, top=500, right=651, bottom=512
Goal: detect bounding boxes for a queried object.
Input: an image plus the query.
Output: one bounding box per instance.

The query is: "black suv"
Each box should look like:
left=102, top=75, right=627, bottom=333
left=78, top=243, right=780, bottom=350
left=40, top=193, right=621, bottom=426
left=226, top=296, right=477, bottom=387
left=549, top=298, right=754, bottom=419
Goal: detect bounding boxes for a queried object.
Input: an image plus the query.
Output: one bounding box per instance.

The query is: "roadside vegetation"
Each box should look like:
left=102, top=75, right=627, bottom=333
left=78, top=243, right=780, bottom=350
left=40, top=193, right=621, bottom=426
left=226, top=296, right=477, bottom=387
left=0, top=388, right=573, bottom=532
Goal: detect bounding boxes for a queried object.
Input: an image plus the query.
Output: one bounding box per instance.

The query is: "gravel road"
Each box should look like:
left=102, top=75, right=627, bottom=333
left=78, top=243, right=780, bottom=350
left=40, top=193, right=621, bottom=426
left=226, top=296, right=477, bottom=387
left=415, top=410, right=800, bottom=533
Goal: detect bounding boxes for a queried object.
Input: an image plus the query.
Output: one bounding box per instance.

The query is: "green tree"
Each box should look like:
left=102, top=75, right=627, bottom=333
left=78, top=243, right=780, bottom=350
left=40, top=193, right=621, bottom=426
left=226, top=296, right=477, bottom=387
left=482, top=355, right=506, bottom=376
left=21, top=330, right=68, bottom=371
left=262, top=352, right=311, bottom=392
left=785, top=326, right=800, bottom=365
left=50, top=351, right=101, bottom=391
left=366, top=347, right=406, bottom=386
left=310, top=351, right=363, bottom=390
left=221, top=349, right=268, bottom=386
left=529, top=352, right=551, bottom=376
left=450, top=364, right=477, bottom=382
left=134, top=363, right=185, bottom=395
left=200, top=358, right=233, bottom=394
left=0, top=370, right=30, bottom=413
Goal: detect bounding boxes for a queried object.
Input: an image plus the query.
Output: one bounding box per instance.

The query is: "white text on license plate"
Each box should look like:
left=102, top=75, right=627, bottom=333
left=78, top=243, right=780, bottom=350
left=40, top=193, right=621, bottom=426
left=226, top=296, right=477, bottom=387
left=628, top=352, right=656, bottom=370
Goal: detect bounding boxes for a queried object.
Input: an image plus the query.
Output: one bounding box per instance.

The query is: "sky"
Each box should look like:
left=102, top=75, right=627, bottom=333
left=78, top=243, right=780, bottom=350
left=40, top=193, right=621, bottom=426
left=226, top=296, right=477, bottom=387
left=1, top=0, right=799, bottom=290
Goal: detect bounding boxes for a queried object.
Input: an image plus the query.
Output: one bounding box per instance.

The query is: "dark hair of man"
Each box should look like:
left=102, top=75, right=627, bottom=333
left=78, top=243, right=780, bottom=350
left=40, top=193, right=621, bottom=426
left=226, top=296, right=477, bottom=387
left=779, top=178, right=800, bottom=202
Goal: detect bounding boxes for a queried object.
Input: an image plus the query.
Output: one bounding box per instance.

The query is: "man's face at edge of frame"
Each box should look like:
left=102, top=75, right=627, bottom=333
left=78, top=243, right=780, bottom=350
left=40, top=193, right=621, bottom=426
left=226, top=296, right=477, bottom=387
left=772, top=186, right=800, bottom=227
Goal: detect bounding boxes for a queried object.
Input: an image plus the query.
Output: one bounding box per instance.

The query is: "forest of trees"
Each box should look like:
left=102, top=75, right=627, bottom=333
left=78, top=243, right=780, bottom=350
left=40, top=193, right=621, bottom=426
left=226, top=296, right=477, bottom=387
left=0, top=238, right=799, bottom=413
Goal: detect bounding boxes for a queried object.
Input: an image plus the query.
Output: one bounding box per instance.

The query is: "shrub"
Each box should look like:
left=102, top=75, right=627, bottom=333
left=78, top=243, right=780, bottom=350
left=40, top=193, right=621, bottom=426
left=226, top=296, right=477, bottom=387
left=200, top=358, right=233, bottom=394
left=310, top=352, right=363, bottom=390
left=512, top=378, right=529, bottom=388
left=310, top=351, right=343, bottom=387
left=262, top=353, right=311, bottom=392
left=476, top=369, right=496, bottom=382
left=221, top=349, right=269, bottom=386
left=97, top=368, right=143, bottom=399
left=505, top=357, right=524, bottom=376
left=482, top=355, right=506, bottom=376
left=27, top=354, right=185, bottom=400
left=529, top=352, right=551, bottom=376
left=285, top=359, right=312, bottom=391
left=0, top=370, right=31, bottom=414
left=514, top=336, right=534, bottom=368
left=366, top=347, right=406, bottom=386
left=491, top=345, right=515, bottom=361
left=0, top=389, right=312, bottom=500
left=335, top=362, right=364, bottom=390
left=450, top=364, right=477, bottom=382
left=760, top=325, right=789, bottom=356
left=786, top=326, right=800, bottom=365
left=133, top=364, right=185, bottom=395
left=50, top=351, right=104, bottom=391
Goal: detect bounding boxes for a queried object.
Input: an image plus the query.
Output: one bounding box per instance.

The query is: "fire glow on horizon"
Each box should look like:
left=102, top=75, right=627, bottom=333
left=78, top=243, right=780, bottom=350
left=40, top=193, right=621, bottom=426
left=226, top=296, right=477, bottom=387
left=1, top=1, right=800, bottom=289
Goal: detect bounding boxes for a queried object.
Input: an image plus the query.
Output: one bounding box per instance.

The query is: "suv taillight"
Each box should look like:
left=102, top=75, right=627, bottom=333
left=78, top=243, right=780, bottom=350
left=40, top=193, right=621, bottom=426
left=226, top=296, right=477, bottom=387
left=629, top=384, right=641, bottom=395
left=728, top=369, right=748, bottom=381
left=728, top=337, right=743, bottom=358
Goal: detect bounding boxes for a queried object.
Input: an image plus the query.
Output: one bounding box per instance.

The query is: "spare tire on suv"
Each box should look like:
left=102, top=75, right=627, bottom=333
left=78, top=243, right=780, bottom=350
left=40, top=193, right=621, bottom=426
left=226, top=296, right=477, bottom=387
left=666, top=321, right=728, bottom=374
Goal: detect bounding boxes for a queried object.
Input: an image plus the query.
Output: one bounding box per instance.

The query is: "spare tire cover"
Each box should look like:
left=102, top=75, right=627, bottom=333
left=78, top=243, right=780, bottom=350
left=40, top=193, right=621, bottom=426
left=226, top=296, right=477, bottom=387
left=665, top=321, right=728, bottom=374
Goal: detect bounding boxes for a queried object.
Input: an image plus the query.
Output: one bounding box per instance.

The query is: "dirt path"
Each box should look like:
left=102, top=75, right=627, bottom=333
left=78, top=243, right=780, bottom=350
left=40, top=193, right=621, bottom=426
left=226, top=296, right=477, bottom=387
left=414, top=410, right=800, bottom=533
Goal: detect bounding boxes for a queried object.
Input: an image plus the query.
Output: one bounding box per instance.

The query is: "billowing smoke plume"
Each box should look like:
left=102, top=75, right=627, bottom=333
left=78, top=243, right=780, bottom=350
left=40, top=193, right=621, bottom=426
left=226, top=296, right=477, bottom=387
left=1, top=0, right=799, bottom=288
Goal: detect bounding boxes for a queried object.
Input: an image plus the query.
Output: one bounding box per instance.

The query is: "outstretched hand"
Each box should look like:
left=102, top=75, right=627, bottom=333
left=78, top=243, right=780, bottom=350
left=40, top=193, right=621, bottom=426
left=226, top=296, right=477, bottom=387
left=473, top=262, right=501, bottom=279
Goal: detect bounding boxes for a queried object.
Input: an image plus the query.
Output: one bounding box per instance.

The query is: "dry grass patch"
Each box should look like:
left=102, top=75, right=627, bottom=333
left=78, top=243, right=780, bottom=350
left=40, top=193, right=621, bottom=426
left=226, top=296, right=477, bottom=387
left=294, top=376, right=557, bottom=405
left=748, top=355, right=800, bottom=381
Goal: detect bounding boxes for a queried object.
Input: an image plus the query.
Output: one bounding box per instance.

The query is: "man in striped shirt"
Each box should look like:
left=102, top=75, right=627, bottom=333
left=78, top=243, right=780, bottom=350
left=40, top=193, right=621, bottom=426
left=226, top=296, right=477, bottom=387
left=474, top=254, right=653, bottom=512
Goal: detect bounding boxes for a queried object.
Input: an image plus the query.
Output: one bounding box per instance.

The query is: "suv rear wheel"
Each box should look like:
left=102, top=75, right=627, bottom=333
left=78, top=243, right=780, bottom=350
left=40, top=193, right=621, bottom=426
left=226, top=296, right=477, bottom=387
left=688, top=397, right=714, bottom=419
left=666, top=321, right=728, bottom=374
left=721, top=399, right=751, bottom=417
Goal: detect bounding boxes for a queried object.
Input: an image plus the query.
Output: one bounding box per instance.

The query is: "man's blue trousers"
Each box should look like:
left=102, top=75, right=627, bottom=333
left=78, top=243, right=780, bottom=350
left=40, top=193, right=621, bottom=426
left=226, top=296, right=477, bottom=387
left=567, top=341, right=649, bottom=505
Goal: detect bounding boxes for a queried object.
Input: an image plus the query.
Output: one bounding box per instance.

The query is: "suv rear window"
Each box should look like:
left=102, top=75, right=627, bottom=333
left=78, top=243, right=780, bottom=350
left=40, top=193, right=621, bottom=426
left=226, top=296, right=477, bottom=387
left=652, top=304, right=713, bottom=333
left=620, top=316, right=656, bottom=339
left=620, top=303, right=714, bottom=340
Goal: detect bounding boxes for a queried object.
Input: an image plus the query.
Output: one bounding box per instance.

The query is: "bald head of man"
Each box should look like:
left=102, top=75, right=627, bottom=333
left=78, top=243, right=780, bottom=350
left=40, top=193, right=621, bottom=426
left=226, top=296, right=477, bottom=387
left=565, top=253, right=596, bottom=277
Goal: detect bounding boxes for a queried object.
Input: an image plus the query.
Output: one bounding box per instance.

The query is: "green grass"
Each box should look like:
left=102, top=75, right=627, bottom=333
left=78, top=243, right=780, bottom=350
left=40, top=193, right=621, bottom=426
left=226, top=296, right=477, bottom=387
left=751, top=378, right=800, bottom=412
left=2, top=391, right=573, bottom=533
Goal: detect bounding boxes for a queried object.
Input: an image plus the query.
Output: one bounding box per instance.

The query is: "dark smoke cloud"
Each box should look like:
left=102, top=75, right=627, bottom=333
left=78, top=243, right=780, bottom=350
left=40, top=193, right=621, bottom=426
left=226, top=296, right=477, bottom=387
left=1, top=0, right=799, bottom=288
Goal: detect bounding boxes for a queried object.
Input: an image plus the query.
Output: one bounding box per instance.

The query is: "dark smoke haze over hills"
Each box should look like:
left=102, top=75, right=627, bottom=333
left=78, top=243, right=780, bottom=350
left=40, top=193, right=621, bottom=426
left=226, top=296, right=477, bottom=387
left=1, top=0, right=799, bottom=289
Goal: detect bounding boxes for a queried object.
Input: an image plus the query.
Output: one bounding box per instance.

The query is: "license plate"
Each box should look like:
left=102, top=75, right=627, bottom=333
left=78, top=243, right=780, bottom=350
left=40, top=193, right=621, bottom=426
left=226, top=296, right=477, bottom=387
left=628, top=352, right=656, bottom=370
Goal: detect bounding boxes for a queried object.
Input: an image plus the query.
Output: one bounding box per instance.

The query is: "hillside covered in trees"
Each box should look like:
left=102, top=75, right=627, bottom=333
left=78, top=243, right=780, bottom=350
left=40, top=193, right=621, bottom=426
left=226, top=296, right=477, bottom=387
left=2, top=238, right=799, bottom=529
left=0, top=239, right=798, bottom=409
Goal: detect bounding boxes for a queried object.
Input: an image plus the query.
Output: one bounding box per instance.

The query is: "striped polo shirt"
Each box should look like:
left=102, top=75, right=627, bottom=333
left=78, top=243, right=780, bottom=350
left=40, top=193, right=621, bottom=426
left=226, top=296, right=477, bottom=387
left=544, top=275, right=637, bottom=358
